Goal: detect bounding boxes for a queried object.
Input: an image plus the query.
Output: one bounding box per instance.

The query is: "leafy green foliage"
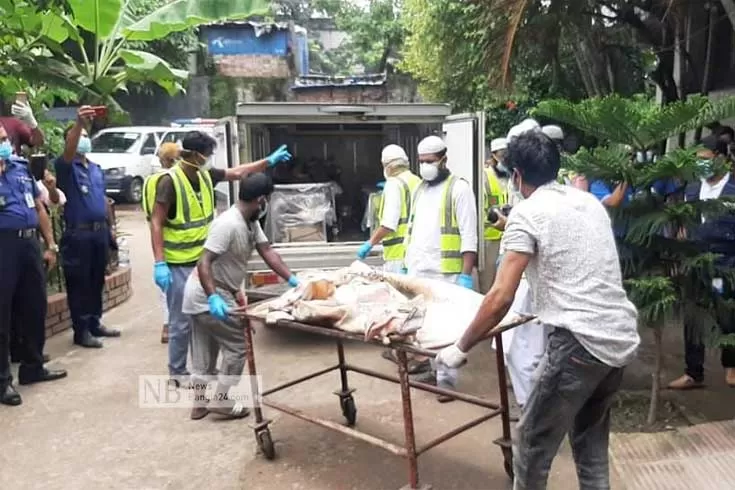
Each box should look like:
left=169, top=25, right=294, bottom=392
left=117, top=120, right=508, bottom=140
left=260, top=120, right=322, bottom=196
left=311, top=0, right=404, bottom=75
left=0, top=0, right=269, bottom=107
left=540, top=95, right=735, bottom=344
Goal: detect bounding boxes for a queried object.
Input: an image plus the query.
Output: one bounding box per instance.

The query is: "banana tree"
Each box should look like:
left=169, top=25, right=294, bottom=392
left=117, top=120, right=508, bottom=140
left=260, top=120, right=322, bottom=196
left=26, top=0, right=270, bottom=106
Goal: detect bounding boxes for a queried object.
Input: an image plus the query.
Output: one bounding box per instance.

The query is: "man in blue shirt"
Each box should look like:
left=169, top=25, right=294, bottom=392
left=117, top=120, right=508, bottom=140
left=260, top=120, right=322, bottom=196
left=0, top=134, right=67, bottom=406
left=55, top=106, right=120, bottom=349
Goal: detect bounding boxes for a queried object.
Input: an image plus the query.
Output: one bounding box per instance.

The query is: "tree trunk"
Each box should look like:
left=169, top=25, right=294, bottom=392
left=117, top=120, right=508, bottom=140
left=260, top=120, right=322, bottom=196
left=694, top=5, right=717, bottom=143
left=647, top=326, right=663, bottom=426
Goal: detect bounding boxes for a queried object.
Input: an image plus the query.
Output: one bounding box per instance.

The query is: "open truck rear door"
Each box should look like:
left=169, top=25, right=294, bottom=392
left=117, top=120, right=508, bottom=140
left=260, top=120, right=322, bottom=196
left=213, top=116, right=240, bottom=212
left=238, top=103, right=452, bottom=280
left=442, top=111, right=488, bottom=274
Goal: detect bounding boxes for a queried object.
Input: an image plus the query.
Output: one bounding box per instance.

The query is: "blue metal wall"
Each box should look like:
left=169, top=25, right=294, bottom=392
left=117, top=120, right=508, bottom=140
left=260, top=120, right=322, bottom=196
left=294, top=31, right=309, bottom=75
left=204, top=26, right=289, bottom=56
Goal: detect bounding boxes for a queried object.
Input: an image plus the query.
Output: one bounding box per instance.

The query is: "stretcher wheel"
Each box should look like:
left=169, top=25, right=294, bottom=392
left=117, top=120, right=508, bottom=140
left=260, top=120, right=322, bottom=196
left=340, top=395, right=357, bottom=426
left=502, top=448, right=514, bottom=480
left=257, top=429, right=276, bottom=460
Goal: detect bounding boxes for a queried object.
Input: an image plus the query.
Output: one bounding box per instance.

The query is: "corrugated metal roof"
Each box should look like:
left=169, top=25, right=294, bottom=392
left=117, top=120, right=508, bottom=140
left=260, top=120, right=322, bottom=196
left=202, top=20, right=307, bottom=36
left=292, top=74, right=387, bottom=90
left=610, top=421, right=735, bottom=489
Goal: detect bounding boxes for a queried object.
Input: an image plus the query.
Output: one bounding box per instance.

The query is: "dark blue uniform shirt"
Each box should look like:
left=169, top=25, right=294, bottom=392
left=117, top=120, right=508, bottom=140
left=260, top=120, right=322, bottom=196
left=54, top=157, right=107, bottom=226
left=0, top=157, right=40, bottom=230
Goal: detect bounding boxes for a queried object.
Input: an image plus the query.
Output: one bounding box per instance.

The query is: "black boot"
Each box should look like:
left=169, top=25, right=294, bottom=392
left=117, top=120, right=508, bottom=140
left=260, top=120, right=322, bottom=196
left=74, top=331, right=103, bottom=348
left=1, top=384, right=22, bottom=406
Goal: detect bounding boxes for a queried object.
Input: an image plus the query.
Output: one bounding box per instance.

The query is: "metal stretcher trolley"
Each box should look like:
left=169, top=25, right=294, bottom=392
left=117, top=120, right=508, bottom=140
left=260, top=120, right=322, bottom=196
left=243, top=299, right=530, bottom=490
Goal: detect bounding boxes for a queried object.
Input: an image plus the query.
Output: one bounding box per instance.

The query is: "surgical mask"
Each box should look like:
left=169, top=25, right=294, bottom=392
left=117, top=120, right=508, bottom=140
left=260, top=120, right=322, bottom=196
left=77, top=136, right=91, bottom=155
left=497, top=162, right=509, bottom=175
left=0, top=141, right=12, bottom=160
left=258, top=201, right=268, bottom=220
left=698, top=159, right=714, bottom=179
left=510, top=171, right=524, bottom=200
left=419, top=163, right=439, bottom=181
left=250, top=201, right=268, bottom=222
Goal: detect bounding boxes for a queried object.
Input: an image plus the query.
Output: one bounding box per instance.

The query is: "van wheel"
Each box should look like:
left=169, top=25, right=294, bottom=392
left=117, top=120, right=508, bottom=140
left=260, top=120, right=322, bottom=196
left=126, top=177, right=143, bottom=203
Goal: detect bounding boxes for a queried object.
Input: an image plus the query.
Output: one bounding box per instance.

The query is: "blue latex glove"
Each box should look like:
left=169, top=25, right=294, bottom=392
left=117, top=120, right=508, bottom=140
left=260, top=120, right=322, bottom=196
left=208, top=294, right=229, bottom=321
left=287, top=275, right=300, bottom=288
left=376, top=181, right=386, bottom=190
left=153, top=262, right=172, bottom=292
left=357, top=241, right=373, bottom=259
left=266, top=144, right=292, bottom=167
left=457, top=274, right=474, bottom=290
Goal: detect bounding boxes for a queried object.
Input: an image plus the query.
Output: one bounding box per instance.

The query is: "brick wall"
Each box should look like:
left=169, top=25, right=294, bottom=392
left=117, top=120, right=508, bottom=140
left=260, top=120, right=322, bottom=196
left=212, top=55, right=290, bottom=78
left=45, top=268, right=132, bottom=338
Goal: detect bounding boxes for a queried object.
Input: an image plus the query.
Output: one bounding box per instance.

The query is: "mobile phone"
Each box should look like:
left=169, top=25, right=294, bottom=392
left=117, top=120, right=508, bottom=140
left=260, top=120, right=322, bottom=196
left=15, top=92, right=27, bottom=104
left=91, top=105, right=107, bottom=117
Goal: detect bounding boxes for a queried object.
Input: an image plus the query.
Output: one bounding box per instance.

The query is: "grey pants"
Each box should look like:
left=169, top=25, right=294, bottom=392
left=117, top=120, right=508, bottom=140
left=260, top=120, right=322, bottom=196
left=166, top=265, right=194, bottom=377
left=513, top=329, right=624, bottom=490
left=190, top=312, right=246, bottom=387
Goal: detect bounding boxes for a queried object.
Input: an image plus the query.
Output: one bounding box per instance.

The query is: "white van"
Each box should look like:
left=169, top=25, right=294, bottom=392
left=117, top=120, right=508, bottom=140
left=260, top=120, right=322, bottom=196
left=89, top=126, right=173, bottom=203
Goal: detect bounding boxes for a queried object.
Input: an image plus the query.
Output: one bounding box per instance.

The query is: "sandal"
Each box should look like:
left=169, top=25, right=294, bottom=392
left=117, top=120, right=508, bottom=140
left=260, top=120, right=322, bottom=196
left=209, top=402, right=251, bottom=419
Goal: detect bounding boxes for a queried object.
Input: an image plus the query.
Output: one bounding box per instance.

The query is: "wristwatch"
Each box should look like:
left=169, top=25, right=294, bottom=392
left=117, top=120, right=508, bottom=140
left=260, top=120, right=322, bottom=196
left=48, top=244, right=59, bottom=253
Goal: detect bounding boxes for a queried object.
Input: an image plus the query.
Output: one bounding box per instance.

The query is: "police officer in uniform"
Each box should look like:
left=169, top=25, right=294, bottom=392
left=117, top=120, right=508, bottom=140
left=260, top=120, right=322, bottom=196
left=0, top=133, right=67, bottom=406
left=55, top=106, right=120, bottom=349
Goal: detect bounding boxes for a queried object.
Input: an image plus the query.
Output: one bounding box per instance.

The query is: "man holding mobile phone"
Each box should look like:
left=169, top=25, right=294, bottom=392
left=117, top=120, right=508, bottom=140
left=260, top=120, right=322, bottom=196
left=0, top=92, right=45, bottom=157
left=54, top=106, right=120, bottom=349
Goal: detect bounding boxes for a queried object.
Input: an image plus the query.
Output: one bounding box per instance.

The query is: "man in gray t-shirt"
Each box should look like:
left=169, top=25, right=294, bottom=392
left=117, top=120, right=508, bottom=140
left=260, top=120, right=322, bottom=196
left=436, top=130, right=639, bottom=490
left=182, top=173, right=299, bottom=421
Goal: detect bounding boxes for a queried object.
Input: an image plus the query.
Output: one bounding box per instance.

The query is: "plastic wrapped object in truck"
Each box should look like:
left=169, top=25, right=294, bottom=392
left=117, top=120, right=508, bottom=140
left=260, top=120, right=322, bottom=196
left=265, top=183, right=341, bottom=243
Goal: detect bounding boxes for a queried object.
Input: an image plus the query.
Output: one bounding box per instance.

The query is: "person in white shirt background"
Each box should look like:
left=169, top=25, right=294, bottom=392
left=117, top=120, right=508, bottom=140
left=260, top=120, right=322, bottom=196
left=669, top=134, right=735, bottom=390
left=403, top=135, right=478, bottom=402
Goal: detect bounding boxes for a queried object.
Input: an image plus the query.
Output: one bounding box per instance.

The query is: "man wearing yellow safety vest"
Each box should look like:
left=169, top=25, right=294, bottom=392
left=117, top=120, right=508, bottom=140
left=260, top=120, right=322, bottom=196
left=479, top=137, right=509, bottom=293
left=143, top=142, right=180, bottom=344
left=403, top=135, right=478, bottom=401
left=146, top=131, right=292, bottom=387
left=356, top=144, right=421, bottom=273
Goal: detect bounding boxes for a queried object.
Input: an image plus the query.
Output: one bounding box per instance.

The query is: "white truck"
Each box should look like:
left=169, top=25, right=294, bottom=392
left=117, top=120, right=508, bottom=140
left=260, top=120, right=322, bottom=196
left=209, top=103, right=489, bottom=296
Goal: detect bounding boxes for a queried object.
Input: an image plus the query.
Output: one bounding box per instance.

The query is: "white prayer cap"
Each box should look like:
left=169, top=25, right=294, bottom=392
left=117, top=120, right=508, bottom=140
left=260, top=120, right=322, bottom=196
left=541, top=125, right=564, bottom=141
left=381, top=144, right=408, bottom=165
left=417, top=135, right=447, bottom=155
left=507, top=118, right=541, bottom=140
left=490, top=138, right=507, bottom=152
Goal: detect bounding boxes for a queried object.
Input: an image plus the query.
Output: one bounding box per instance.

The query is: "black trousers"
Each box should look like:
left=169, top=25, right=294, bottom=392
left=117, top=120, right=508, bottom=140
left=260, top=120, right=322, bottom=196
left=0, top=233, right=47, bottom=388
left=685, top=299, right=735, bottom=382
left=60, top=228, right=108, bottom=340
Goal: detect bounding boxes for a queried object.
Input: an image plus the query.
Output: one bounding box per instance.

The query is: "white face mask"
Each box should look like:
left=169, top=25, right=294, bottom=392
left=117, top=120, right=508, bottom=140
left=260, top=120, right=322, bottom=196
left=510, top=171, right=524, bottom=200
left=419, top=163, right=439, bottom=181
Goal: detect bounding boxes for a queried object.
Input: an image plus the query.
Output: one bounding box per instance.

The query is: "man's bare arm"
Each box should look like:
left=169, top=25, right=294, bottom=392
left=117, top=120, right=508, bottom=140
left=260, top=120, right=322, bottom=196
left=197, top=249, right=222, bottom=297
left=368, top=226, right=393, bottom=246
left=457, top=251, right=530, bottom=352
left=150, top=202, right=168, bottom=263
left=224, top=159, right=269, bottom=182
left=36, top=198, right=56, bottom=248
left=29, top=127, right=44, bottom=148
left=461, top=251, right=477, bottom=276
left=256, top=242, right=293, bottom=280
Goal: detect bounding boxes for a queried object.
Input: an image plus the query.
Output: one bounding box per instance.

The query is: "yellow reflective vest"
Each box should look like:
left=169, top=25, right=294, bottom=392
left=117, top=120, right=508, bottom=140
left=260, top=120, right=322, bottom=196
left=379, top=171, right=421, bottom=261
left=406, top=175, right=463, bottom=274
left=483, top=167, right=507, bottom=241
left=142, top=163, right=215, bottom=264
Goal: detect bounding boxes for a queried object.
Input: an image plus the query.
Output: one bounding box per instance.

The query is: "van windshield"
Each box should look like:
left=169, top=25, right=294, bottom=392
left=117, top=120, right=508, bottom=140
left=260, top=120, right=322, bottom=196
left=91, top=132, right=141, bottom=153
